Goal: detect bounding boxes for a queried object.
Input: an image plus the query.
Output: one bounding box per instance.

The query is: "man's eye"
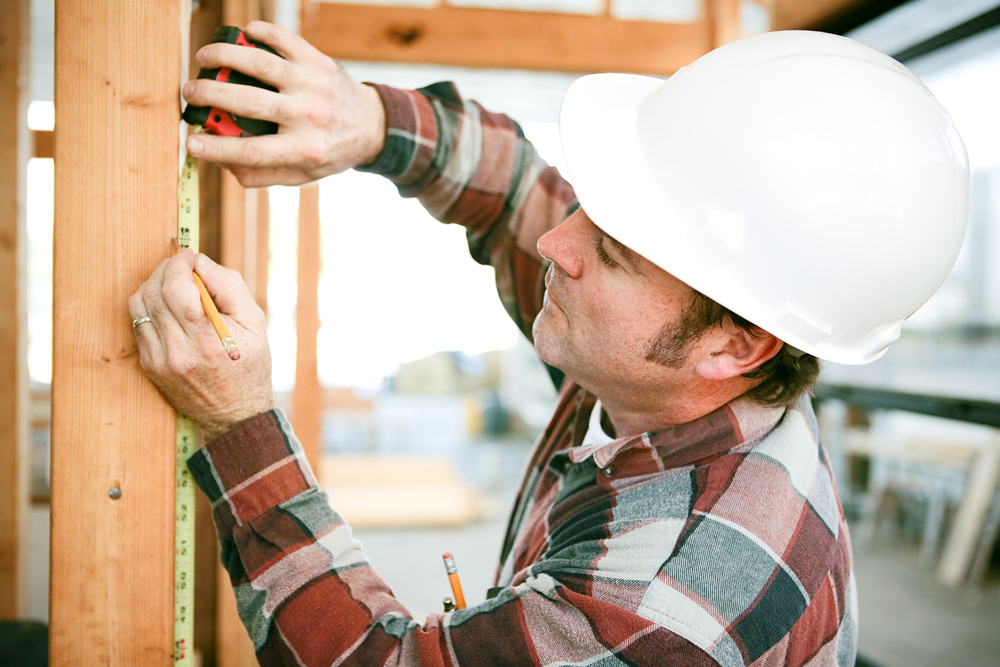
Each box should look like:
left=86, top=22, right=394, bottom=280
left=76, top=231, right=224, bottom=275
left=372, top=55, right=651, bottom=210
left=595, top=238, right=618, bottom=269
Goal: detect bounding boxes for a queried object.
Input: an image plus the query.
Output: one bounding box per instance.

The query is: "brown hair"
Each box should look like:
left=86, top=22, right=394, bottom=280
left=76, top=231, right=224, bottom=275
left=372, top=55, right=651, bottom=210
left=646, top=290, right=820, bottom=407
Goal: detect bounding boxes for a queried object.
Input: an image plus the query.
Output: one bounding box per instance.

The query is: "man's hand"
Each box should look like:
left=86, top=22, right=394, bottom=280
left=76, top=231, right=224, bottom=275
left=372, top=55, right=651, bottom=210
left=129, top=250, right=274, bottom=442
left=182, top=21, right=387, bottom=187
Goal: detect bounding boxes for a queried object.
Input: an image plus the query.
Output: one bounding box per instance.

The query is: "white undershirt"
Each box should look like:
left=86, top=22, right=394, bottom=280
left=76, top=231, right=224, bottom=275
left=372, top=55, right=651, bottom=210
left=580, top=399, right=616, bottom=448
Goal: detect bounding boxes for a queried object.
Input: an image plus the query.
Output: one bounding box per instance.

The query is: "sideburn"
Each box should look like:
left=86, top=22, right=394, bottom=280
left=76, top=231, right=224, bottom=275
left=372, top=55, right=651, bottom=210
left=644, top=295, right=716, bottom=368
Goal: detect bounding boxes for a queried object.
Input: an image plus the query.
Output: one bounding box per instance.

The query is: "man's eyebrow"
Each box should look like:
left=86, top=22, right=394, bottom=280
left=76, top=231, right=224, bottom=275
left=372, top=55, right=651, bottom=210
left=600, top=230, right=646, bottom=276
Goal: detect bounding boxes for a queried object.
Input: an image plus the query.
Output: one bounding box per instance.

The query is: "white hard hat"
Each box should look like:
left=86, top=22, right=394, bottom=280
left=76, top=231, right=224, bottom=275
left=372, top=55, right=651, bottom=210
left=559, top=31, right=969, bottom=365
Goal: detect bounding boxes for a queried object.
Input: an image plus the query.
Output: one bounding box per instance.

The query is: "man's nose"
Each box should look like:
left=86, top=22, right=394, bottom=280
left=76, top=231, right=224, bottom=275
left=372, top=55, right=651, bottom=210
left=537, top=213, right=585, bottom=279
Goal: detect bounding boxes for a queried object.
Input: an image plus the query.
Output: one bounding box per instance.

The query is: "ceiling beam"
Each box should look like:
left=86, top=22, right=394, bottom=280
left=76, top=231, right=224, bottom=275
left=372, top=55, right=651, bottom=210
left=772, top=0, right=882, bottom=32
left=301, top=3, right=712, bottom=75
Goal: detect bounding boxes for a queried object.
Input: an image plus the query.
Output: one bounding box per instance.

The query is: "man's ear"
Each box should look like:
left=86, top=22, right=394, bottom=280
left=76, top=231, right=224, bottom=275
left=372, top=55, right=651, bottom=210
left=694, top=323, right=783, bottom=381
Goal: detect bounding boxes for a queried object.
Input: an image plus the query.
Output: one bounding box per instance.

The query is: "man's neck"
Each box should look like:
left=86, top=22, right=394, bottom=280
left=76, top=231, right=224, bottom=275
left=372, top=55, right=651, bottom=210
left=596, top=378, right=755, bottom=438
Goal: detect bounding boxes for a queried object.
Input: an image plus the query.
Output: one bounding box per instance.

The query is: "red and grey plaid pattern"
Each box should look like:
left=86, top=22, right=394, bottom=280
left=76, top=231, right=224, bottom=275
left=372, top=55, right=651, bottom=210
left=187, top=82, right=857, bottom=666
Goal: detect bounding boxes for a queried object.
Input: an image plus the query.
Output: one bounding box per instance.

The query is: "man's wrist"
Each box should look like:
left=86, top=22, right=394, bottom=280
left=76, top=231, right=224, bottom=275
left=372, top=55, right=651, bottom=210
left=358, top=82, right=388, bottom=166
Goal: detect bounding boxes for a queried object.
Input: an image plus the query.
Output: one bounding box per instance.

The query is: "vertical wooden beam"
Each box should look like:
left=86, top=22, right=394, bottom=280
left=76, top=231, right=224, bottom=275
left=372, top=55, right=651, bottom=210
left=254, top=188, right=269, bottom=316
left=294, top=184, right=321, bottom=472
left=50, top=0, right=180, bottom=662
left=0, top=0, right=29, bottom=621
left=190, top=0, right=224, bottom=661
left=216, top=4, right=264, bottom=664
left=220, top=171, right=248, bottom=274
left=712, top=0, right=744, bottom=48
left=938, top=436, right=1000, bottom=587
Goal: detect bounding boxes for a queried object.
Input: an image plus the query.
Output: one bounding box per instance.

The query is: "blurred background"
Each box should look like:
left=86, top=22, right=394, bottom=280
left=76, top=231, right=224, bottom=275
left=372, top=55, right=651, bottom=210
left=12, top=0, right=1000, bottom=665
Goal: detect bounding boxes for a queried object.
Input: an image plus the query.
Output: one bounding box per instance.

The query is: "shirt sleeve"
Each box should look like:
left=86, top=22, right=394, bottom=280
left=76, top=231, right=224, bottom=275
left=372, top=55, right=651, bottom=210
left=357, top=82, right=578, bottom=345
left=187, top=409, right=719, bottom=667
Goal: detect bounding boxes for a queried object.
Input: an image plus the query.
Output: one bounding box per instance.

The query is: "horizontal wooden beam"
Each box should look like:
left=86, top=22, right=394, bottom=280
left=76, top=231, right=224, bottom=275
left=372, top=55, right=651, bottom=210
left=301, top=3, right=712, bottom=75
left=32, top=130, right=53, bottom=159
left=773, top=0, right=862, bottom=31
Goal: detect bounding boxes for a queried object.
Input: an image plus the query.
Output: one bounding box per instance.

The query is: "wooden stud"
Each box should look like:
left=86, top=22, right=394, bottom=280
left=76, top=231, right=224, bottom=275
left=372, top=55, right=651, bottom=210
left=301, top=4, right=712, bottom=75
left=254, top=188, right=270, bottom=316
left=220, top=171, right=248, bottom=278
left=214, top=2, right=267, bottom=664
left=189, top=0, right=225, bottom=660
left=711, top=0, right=744, bottom=48
left=0, top=0, right=29, bottom=621
left=212, top=183, right=261, bottom=667
left=214, top=8, right=273, bottom=665
left=294, top=184, right=322, bottom=473
left=938, top=436, right=1000, bottom=587
left=220, top=181, right=268, bottom=311
left=50, top=0, right=180, bottom=662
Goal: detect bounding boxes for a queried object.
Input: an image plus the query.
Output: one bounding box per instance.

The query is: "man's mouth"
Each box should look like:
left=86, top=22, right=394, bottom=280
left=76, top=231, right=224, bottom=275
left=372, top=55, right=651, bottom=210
left=544, top=267, right=565, bottom=313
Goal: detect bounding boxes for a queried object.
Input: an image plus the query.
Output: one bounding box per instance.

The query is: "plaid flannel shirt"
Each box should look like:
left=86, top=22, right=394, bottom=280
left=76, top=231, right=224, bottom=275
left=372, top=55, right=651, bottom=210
left=188, top=82, right=858, bottom=666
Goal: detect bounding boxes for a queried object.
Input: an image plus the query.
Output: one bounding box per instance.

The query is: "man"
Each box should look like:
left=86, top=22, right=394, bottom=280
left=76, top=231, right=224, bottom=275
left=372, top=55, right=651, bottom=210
left=130, top=23, right=968, bottom=666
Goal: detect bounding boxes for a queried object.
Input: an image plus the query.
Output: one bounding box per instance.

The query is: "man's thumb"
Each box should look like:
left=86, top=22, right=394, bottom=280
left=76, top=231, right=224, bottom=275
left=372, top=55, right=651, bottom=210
left=195, top=253, right=254, bottom=317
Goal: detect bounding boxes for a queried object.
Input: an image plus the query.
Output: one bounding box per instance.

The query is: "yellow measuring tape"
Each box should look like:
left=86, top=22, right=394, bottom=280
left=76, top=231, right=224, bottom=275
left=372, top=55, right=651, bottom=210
left=173, top=127, right=201, bottom=666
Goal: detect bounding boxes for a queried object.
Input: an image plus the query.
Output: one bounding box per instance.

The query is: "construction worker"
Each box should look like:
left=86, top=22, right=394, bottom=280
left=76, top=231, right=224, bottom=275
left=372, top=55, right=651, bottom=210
left=130, top=25, right=968, bottom=666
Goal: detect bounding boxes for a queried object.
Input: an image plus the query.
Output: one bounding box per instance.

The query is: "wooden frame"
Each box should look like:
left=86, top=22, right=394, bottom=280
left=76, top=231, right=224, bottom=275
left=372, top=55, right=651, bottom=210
left=301, top=0, right=867, bottom=75
left=302, top=2, right=712, bottom=74
left=0, top=0, right=30, bottom=621
left=49, top=0, right=181, bottom=667
left=294, top=184, right=322, bottom=472
left=50, top=0, right=181, bottom=661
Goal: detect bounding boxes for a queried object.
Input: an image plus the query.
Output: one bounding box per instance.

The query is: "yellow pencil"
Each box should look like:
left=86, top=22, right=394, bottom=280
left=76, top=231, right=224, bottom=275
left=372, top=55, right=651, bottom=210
left=442, top=553, right=466, bottom=610
left=192, top=271, right=240, bottom=361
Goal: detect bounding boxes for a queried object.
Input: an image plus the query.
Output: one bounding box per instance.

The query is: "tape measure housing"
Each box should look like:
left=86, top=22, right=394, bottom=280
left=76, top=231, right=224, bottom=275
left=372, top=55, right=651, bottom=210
left=182, top=27, right=281, bottom=138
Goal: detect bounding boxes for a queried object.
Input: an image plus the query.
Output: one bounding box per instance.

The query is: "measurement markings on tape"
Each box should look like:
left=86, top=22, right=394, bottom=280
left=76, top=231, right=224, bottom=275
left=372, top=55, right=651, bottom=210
left=173, top=129, right=201, bottom=666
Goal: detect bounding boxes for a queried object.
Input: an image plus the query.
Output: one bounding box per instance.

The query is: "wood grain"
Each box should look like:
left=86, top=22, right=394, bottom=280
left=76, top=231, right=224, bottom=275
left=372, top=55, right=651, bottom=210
left=254, top=188, right=269, bottom=317
left=301, top=4, right=711, bottom=75
left=0, top=0, right=29, bottom=621
left=50, top=0, right=179, bottom=662
left=220, top=170, right=247, bottom=278
left=294, top=184, right=321, bottom=473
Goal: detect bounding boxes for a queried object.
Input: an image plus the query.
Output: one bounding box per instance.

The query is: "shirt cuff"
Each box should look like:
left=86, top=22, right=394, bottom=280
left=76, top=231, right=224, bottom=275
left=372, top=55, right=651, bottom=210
left=187, top=409, right=319, bottom=538
left=356, top=83, right=434, bottom=179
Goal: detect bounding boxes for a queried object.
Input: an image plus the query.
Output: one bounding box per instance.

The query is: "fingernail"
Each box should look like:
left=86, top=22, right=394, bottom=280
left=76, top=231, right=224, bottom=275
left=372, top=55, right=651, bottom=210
left=196, top=253, right=216, bottom=270
left=183, top=81, right=194, bottom=98
left=187, top=136, right=203, bottom=154
left=196, top=48, right=207, bottom=64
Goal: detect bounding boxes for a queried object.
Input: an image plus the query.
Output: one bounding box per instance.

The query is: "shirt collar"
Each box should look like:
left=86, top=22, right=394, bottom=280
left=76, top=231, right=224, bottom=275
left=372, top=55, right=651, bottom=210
left=567, top=392, right=786, bottom=471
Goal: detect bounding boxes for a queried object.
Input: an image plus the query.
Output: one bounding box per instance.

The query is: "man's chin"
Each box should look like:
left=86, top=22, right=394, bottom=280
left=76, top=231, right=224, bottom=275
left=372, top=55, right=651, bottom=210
left=532, top=323, right=565, bottom=371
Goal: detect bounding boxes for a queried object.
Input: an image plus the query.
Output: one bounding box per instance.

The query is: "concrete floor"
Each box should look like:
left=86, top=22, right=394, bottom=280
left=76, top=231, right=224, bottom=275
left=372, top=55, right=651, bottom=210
left=853, top=542, right=1000, bottom=667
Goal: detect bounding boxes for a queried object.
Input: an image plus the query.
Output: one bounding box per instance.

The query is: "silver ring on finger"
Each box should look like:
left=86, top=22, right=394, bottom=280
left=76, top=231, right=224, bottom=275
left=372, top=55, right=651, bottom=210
left=132, top=315, right=152, bottom=329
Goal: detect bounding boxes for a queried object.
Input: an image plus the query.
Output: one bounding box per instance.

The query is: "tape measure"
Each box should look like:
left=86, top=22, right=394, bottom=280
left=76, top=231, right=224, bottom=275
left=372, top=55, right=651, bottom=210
left=182, top=27, right=282, bottom=138
left=172, top=131, right=201, bottom=666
